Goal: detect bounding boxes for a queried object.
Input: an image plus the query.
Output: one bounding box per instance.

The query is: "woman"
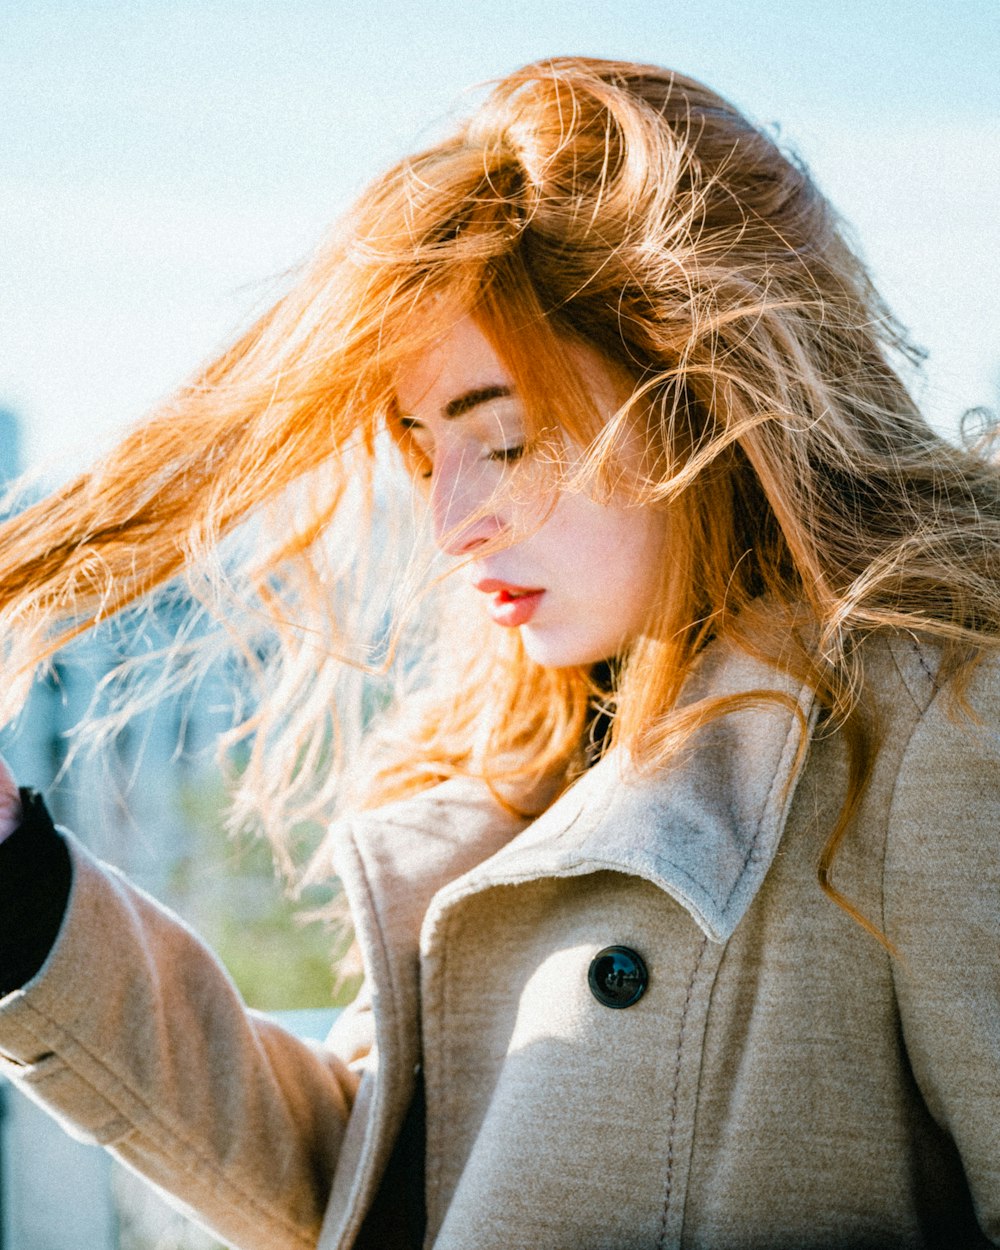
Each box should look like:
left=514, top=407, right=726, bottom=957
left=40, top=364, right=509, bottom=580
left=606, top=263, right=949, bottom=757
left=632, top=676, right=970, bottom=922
left=0, top=56, right=998, bottom=1249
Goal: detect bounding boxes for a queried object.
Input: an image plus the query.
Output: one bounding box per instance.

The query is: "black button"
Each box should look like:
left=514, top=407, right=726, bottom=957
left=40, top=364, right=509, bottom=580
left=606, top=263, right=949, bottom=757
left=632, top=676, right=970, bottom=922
left=588, top=945, right=648, bottom=1009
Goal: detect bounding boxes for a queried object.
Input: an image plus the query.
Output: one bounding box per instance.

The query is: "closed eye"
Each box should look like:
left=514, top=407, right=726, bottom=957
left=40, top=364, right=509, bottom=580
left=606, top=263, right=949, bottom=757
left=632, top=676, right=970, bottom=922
left=487, top=444, right=526, bottom=465
left=417, top=444, right=524, bottom=482
left=419, top=444, right=523, bottom=480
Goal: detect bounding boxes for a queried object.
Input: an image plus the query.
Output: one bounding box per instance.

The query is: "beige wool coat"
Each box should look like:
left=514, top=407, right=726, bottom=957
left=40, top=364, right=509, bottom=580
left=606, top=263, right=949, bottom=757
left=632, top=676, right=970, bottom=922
left=0, top=632, right=998, bottom=1248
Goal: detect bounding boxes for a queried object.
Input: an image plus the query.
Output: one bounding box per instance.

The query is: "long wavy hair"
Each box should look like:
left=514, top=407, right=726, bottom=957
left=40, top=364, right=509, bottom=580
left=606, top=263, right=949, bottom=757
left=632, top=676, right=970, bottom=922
left=2, top=57, right=999, bottom=918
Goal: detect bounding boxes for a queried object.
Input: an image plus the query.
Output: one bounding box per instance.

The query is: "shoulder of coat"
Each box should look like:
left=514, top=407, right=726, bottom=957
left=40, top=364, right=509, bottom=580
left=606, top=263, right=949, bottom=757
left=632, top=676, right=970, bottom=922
left=876, top=630, right=1000, bottom=723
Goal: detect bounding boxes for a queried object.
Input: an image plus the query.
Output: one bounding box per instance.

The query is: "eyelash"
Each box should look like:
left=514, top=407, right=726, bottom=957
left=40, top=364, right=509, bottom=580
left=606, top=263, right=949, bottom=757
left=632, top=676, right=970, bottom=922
left=419, top=444, right=526, bottom=479
left=487, top=444, right=526, bottom=464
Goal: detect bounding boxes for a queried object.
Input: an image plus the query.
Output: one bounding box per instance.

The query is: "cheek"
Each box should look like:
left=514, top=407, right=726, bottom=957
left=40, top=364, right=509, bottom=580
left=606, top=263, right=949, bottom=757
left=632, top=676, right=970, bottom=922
left=627, top=508, right=669, bottom=590
left=554, top=498, right=664, bottom=592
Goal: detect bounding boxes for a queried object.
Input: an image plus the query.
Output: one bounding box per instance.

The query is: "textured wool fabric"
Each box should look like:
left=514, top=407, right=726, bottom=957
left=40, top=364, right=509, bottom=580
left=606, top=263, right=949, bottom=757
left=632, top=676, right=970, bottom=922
left=0, top=837, right=356, bottom=1248
left=1, top=633, right=998, bottom=1249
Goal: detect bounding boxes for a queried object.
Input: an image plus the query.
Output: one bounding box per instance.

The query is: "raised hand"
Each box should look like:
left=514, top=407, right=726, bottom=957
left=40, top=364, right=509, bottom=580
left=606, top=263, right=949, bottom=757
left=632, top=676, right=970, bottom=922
left=0, top=755, right=21, bottom=845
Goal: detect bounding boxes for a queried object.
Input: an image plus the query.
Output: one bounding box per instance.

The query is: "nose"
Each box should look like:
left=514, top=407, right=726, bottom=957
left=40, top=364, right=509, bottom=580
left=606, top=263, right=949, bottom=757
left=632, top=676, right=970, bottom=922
left=430, top=449, right=506, bottom=556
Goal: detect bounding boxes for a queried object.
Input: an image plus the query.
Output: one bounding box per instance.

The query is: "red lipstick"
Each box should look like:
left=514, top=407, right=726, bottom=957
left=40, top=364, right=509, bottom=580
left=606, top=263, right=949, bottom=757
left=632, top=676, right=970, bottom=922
left=474, top=578, right=545, bottom=628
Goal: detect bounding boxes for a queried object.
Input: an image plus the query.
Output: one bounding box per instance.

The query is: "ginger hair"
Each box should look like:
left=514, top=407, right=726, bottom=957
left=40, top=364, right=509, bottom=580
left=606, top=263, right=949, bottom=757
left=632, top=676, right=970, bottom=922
left=2, top=57, right=999, bottom=918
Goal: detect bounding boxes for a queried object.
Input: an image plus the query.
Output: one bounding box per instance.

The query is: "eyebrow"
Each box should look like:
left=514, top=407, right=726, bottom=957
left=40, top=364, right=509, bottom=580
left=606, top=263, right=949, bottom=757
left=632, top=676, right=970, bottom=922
left=444, top=384, right=513, bottom=419
left=397, top=384, right=514, bottom=429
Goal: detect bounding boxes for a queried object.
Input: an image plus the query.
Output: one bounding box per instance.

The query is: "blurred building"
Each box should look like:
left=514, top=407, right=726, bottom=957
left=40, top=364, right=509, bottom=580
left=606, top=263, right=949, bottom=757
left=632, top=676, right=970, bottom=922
left=0, top=409, right=336, bottom=1250
left=0, top=409, right=23, bottom=487
left=0, top=408, right=232, bottom=901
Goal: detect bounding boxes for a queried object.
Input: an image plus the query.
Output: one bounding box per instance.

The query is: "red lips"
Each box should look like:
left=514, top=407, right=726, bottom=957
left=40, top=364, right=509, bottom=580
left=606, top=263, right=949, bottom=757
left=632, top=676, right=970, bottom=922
left=474, top=578, right=546, bottom=628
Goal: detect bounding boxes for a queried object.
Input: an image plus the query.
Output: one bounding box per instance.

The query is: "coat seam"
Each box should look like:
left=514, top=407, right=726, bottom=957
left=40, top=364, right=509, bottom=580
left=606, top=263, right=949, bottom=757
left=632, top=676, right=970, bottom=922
left=717, top=698, right=805, bottom=916
left=881, top=657, right=946, bottom=1010
left=887, top=634, right=939, bottom=710
left=657, top=933, right=709, bottom=1250
left=335, top=824, right=415, bottom=1246
left=909, top=638, right=940, bottom=694
left=351, top=825, right=410, bottom=1097
left=9, top=1001, right=318, bottom=1247
left=424, top=902, right=454, bottom=1231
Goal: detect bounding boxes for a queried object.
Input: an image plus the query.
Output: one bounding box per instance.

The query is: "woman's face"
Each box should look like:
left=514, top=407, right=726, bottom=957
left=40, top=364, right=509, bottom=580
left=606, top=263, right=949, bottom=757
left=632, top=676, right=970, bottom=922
left=393, top=316, right=668, bottom=668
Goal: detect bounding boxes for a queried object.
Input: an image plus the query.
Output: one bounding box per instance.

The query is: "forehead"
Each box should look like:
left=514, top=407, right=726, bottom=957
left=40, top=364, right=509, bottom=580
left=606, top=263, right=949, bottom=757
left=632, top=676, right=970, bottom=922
left=393, top=316, right=513, bottom=418
left=392, top=312, right=631, bottom=423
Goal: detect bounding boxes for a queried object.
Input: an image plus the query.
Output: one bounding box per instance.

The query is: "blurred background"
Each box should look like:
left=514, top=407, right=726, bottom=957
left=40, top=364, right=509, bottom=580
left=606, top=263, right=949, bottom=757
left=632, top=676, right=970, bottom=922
left=3, top=0, right=998, bottom=483
left=1, top=2, right=998, bottom=1245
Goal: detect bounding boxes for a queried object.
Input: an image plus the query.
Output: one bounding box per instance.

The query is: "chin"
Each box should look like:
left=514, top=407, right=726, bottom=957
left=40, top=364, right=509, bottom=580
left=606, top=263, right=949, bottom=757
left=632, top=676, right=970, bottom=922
left=519, top=628, right=614, bottom=670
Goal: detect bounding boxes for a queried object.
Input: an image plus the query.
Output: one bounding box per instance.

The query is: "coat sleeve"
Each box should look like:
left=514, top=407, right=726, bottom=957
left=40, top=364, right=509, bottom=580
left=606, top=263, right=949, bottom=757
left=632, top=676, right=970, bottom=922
left=884, top=675, right=1000, bottom=1244
left=0, top=829, right=361, bottom=1250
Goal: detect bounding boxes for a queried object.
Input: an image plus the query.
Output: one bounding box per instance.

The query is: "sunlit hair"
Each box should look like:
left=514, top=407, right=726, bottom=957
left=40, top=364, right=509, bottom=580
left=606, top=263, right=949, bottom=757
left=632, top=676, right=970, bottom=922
left=2, top=57, right=999, bottom=925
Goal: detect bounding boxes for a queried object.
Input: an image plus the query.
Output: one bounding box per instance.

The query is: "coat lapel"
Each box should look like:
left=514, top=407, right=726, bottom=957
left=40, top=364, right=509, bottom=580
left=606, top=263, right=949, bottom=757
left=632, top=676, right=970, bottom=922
left=426, top=642, right=820, bottom=944
left=320, top=639, right=818, bottom=1245
left=319, top=778, right=528, bottom=1248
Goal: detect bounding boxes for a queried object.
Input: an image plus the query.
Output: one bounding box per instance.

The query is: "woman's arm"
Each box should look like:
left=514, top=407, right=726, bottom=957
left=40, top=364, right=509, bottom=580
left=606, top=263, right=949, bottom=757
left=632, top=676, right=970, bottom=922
left=0, top=761, right=360, bottom=1250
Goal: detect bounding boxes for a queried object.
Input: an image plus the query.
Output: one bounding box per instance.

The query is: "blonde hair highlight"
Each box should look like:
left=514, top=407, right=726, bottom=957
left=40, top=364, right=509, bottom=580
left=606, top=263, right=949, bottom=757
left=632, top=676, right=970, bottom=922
left=2, top=58, right=999, bottom=924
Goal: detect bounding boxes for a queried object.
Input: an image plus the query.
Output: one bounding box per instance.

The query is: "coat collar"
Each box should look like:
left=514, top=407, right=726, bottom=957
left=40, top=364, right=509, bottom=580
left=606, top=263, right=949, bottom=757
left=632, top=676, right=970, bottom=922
left=321, top=639, right=818, bottom=1244
left=426, top=640, right=820, bottom=944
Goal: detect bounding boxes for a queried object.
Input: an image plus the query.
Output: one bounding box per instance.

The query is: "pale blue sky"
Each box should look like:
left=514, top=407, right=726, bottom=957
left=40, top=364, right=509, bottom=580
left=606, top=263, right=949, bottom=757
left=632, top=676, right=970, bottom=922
left=2, top=0, right=998, bottom=474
